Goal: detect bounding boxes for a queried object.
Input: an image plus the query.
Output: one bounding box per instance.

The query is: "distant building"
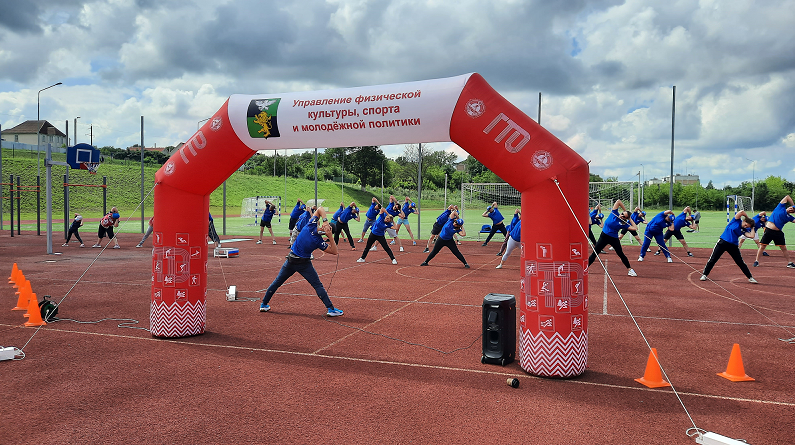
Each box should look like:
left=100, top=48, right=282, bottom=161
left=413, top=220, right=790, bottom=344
left=645, top=174, right=699, bottom=186
left=1, top=120, right=67, bottom=147
left=127, top=144, right=179, bottom=156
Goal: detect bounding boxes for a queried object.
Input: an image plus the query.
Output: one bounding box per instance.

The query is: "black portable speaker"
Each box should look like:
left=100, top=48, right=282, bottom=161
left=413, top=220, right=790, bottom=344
left=481, top=293, right=516, bottom=366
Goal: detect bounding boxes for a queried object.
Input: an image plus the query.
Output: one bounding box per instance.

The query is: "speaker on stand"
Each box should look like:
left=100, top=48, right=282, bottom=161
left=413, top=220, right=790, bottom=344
left=481, top=293, right=516, bottom=366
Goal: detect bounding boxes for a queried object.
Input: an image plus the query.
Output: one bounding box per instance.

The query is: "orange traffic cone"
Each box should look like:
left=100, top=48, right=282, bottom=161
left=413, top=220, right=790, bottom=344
left=12, top=280, right=32, bottom=311
left=8, top=263, right=19, bottom=283
left=24, top=293, right=46, bottom=327
left=12, top=270, right=24, bottom=289
left=718, top=343, right=754, bottom=382
left=635, top=348, right=671, bottom=388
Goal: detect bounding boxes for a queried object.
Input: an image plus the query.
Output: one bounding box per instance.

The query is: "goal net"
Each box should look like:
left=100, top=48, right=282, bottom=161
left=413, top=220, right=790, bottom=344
left=726, top=195, right=752, bottom=222
left=460, top=183, right=521, bottom=221
left=589, top=182, right=635, bottom=211
left=241, top=196, right=281, bottom=225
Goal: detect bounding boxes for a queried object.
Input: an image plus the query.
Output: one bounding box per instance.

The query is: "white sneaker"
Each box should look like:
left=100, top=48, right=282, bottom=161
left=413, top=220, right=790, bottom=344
left=356, top=258, right=365, bottom=263
left=113, top=245, right=120, bottom=249
left=272, top=240, right=277, bottom=245
left=136, top=244, right=143, bottom=248
left=667, top=257, right=672, bottom=263
left=392, top=259, right=398, bottom=265
left=647, top=248, right=651, bottom=252
left=256, top=240, right=262, bottom=244
left=627, top=269, right=637, bottom=277
left=700, top=275, right=707, bottom=281
left=748, top=277, right=758, bottom=284
left=310, top=254, right=314, bottom=259
left=79, top=244, right=85, bottom=248
left=608, top=246, right=614, bottom=251
left=399, top=247, right=404, bottom=252
left=495, top=264, right=503, bottom=269
left=62, top=243, right=69, bottom=247
left=389, top=240, right=395, bottom=245
left=357, top=239, right=363, bottom=243
left=637, top=256, right=643, bottom=262
left=370, top=246, right=377, bottom=251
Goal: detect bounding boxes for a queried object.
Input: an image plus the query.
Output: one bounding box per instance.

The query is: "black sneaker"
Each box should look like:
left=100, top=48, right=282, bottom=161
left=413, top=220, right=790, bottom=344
left=481, top=243, right=488, bottom=247
left=464, top=264, right=470, bottom=269
left=423, top=248, right=429, bottom=253
left=762, top=252, right=769, bottom=256
left=654, top=251, right=661, bottom=256
left=753, top=261, right=759, bottom=267
left=687, top=252, right=693, bottom=257
left=686, top=229, right=694, bottom=233
left=788, top=263, right=795, bottom=269
left=420, top=262, right=428, bottom=266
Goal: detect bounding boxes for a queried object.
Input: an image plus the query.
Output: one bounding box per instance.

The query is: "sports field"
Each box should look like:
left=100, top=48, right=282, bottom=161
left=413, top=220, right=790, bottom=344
left=2, top=225, right=793, bottom=444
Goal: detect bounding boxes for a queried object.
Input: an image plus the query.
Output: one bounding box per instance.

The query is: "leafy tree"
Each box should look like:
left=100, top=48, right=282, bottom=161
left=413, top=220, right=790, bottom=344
left=347, top=146, right=387, bottom=190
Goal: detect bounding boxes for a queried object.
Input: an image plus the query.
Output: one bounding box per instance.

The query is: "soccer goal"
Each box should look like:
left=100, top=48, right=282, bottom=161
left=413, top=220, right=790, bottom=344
left=460, top=183, right=522, bottom=219
left=726, top=195, right=752, bottom=222
left=589, top=182, right=635, bottom=211
left=241, top=196, right=281, bottom=225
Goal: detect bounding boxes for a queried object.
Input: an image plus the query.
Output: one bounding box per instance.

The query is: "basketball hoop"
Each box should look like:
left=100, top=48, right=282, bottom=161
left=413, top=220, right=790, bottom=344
left=81, top=162, right=100, bottom=175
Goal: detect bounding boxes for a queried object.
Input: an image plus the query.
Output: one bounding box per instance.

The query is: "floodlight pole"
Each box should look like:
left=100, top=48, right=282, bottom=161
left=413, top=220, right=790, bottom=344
left=141, top=116, right=145, bottom=233
left=669, top=86, right=675, bottom=211
left=417, top=143, right=422, bottom=235
left=746, top=158, right=755, bottom=212
left=37, top=82, right=62, bottom=178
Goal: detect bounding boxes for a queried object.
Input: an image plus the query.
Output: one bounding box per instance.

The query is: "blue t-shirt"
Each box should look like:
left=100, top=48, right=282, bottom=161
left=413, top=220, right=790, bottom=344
left=291, top=216, right=328, bottom=258
left=439, top=219, right=462, bottom=240
left=769, top=203, right=795, bottom=229
left=506, top=213, right=520, bottom=232
left=385, top=202, right=401, bottom=217
left=371, top=213, right=392, bottom=237
left=295, top=209, right=312, bottom=232
left=331, top=205, right=344, bottom=222
left=645, top=212, right=671, bottom=234
left=509, top=219, right=521, bottom=242
left=752, top=214, right=766, bottom=230
left=631, top=211, right=645, bottom=225
left=720, top=218, right=752, bottom=245
left=261, top=206, right=276, bottom=223
left=290, top=201, right=305, bottom=219
left=486, top=207, right=504, bottom=224
left=339, top=206, right=358, bottom=223
left=602, top=209, right=630, bottom=238
left=401, top=202, right=416, bottom=218
left=670, top=212, right=691, bottom=232
left=436, top=209, right=452, bottom=225
left=365, top=202, right=379, bottom=220
left=589, top=209, right=600, bottom=226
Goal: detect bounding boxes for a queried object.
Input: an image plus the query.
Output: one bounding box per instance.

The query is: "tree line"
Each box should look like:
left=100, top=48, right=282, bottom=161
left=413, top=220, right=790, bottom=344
left=641, top=176, right=795, bottom=211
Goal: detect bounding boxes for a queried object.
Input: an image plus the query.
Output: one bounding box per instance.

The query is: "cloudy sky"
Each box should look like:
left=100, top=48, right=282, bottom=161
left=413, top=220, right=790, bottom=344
left=1, top=0, right=793, bottom=187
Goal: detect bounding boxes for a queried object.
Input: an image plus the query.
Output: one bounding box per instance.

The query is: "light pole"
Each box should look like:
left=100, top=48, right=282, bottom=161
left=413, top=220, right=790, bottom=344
left=74, top=117, right=80, bottom=145
left=37, top=82, right=63, bottom=177
left=745, top=158, right=756, bottom=212
left=639, top=164, right=645, bottom=209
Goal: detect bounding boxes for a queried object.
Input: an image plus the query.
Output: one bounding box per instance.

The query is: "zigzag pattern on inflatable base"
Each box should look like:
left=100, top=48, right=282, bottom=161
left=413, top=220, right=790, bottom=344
left=519, top=329, right=588, bottom=377
left=150, top=300, right=206, bottom=337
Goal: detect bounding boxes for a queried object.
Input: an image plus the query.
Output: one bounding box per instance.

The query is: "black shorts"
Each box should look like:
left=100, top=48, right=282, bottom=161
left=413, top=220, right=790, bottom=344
left=430, top=222, right=443, bottom=236
left=98, top=225, right=114, bottom=239
left=620, top=228, right=638, bottom=236
left=663, top=229, right=684, bottom=241
left=760, top=229, right=786, bottom=246
left=260, top=219, right=272, bottom=228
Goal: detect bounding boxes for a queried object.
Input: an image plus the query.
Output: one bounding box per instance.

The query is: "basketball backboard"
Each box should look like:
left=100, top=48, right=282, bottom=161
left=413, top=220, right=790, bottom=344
left=66, top=143, right=101, bottom=170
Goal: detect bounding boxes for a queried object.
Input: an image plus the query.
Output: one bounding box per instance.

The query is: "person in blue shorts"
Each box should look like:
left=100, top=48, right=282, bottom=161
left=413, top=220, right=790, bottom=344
left=421, top=211, right=470, bottom=268
left=700, top=210, right=757, bottom=283
left=288, top=199, right=305, bottom=232
left=357, top=197, right=381, bottom=243
left=357, top=207, right=398, bottom=264
left=495, top=213, right=521, bottom=269
left=395, top=196, right=418, bottom=246
left=638, top=210, right=675, bottom=263
left=260, top=207, right=343, bottom=316
left=754, top=195, right=795, bottom=268
left=334, top=201, right=360, bottom=250
left=481, top=202, right=507, bottom=247
left=654, top=206, right=694, bottom=257
left=424, top=205, right=456, bottom=253
left=257, top=200, right=277, bottom=245
left=330, top=202, right=348, bottom=244
left=588, top=200, right=638, bottom=277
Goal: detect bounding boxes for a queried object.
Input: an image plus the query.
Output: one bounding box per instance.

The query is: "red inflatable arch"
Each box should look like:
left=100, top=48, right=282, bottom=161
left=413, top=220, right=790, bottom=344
left=152, top=73, right=589, bottom=378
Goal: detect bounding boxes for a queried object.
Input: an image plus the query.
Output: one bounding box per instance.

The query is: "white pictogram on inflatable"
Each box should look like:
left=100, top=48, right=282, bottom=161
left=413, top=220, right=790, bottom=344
left=210, top=116, right=223, bottom=131
left=531, top=150, right=553, bottom=171
left=465, top=99, right=485, bottom=118
left=164, top=162, right=175, bottom=176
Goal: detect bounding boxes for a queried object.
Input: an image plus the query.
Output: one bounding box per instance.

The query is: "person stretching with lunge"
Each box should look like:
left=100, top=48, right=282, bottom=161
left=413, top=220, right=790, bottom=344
left=356, top=207, right=398, bottom=264
left=700, top=210, right=758, bottom=283
left=481, top=202, right=507, bottom=247
left=421, top=211, right=470, bottom=268
left=638, top=210, right=675, bottom=263
left=654, top=206, right=695, bottom=257
left=753, top=195, right=795, bottom=268
left=588, top=200, right=638, bottom=277
left=424, top=205, right=456, bottom=253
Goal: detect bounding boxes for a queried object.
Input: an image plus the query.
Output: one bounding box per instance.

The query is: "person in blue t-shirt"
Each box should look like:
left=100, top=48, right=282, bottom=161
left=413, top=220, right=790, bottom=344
left=617, top=207, right=646, bottom=247
left=329, top=202, right=345, bottom=242
left=357, top=207, right=398, bottom=264
left=257, top=200, right=278, bottom=245
left=700, top=210, right=757, bottom=283
left=654, top=206, right=694, bottom=257
left=288, top=200, right=306, bottom=232
left=357, top=197, right=381, bottom=243
left=588, top=200, right=638, bottom=277
left=496, top=208, right=521, bottom=257
left=588, top=199, right=638, bottom=277
left=738, top=211, right=767, bottom=252
left=259, top=207, right=343, bottom=316
left=421, top=211, right=470, bottom=268
left=481, top=202, right=507, bottom=247
left=754, top=195, right=795, bottom=268
left=588, top=204, right=603, bottom=248
left=290, top=205, right=316, bottom=246
left=334, top=202, right=360, bottom=250
left=638, top=210, right=675, bottom=263
left=495, top=215, right=521, bottom=270
left=383, top=196, right=405, bottom=251
left=394, top=196, right=418, bottom=246
left=424, top=205, right=457, bottom=253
